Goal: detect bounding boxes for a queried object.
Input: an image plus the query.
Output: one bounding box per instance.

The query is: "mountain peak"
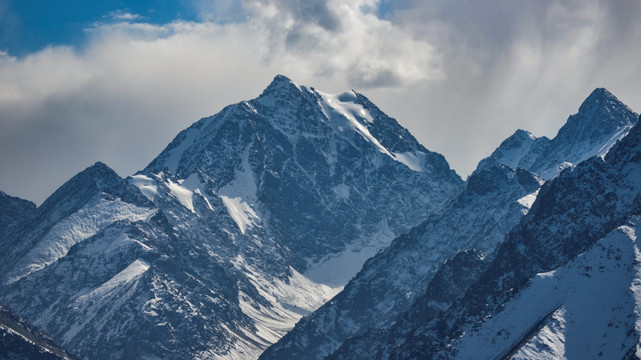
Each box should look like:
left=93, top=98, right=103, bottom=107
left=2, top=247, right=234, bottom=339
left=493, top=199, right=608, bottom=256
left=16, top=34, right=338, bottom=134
left=259, top=74, right=302, bottom=99
left=512, top=129, right=537, bottom=141
left=474, top=129, right=544, bottom=174
left=272, top=74, right=294, bottom=84
left=477, top=88, right=638, bottom=179
left=38, top=161, right=149, bottom=217
left=584, top=87, right=615, bottom=101
left=73, top=162, right=121, bottom=188
left=577, top=87, right=623, bottom=115
left=555, top=88, right=637, bottom=147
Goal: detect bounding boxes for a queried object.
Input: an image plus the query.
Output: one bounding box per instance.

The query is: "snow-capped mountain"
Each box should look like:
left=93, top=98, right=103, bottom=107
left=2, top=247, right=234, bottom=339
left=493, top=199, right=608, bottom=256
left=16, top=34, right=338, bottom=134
left=0, top=303, right=79, bottom=360
left=0, top=75, right=462, bottom=360
left=326, top=116, right=641, bottom=359
left=262, top=88, right=639, bottom=360
left=476, top=88, right=638, bottom=179
left=141, top=74, right=461, bottom=277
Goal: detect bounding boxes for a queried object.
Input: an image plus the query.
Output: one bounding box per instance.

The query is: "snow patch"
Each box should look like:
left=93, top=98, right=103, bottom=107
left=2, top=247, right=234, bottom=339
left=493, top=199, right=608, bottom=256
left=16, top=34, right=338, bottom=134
left=496, top=131, right=537, bottom=169
left=316, top=90, right=426, bottom=172
left=166, top=179, right=195, bottom=213
left=317, top=91, right=391, bottom=156
left=332, top=184, right=350, bottom=200
left=63, top=259, right=150, bottom=343
left=228, top=257, right=339, bottom=359
left=220, top=196, right=259, bottom=235
left=511, top=307, right=567, bottom=360
left=517, top=189, right=540, bottom=212
left=129, top=174, right=158, bottom=202
left=393, top=151, right=426, bottom=172
left=178, top=172, right=217, bottom=212
left=74, top=259, right=150, bottom=306
left=597, top=124, right=634, bottom=158
left=455, top=220, right=641, bottom=360
left=219, top=146, right=260, bottom=234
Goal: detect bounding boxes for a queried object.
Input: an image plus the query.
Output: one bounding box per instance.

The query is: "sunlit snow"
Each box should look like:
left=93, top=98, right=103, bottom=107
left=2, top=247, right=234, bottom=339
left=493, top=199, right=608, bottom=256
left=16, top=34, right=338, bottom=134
left=316, top=90, right=427, bottom=172
left=165, top=179, right=195, bottom=212
left=305, top=220, right=395, bottom=288
left=218, top=146, right=260, bottom=234
left=516, top=189, right=539, bottom=212
left=455, top=220, right=641, bottom=360
left=229, top=256, right=338, bottom=360
left=129, top=174, right=158, bottom=202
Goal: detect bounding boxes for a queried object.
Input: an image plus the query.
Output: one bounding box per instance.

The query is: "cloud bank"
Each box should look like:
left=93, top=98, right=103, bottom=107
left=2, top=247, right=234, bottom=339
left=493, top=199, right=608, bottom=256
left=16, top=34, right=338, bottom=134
left=1, top=0, right=640, bottom=204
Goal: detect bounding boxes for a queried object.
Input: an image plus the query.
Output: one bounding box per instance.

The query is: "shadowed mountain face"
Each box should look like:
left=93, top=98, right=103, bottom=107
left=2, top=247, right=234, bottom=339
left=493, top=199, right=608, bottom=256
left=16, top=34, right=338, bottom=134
left=0, top=303, right=79, bottom=360
left=0, top=75, right=462, bottom=360
left=320, top=117, right=641, bottom=359
left=262, top=91, right=639, bottom=360
left=393, top=116, right=641, bottom=360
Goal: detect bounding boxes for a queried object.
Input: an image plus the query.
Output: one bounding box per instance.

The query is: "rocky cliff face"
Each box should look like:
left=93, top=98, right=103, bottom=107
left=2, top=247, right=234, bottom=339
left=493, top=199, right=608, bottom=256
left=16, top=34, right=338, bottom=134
left=261, top=165, right=540, bottom=360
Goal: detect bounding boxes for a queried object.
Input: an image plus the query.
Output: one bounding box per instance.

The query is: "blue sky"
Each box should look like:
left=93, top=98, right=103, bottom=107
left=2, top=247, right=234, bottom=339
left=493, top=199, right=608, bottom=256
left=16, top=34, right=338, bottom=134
left=0, top=0, right=199, bottom=55
left=1, top=0, right=640, bottom=204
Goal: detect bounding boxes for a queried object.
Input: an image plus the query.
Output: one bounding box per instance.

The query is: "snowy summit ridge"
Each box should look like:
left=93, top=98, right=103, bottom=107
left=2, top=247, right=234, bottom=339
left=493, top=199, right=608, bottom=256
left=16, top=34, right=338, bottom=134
left=477, top=87, right=638, bottom=179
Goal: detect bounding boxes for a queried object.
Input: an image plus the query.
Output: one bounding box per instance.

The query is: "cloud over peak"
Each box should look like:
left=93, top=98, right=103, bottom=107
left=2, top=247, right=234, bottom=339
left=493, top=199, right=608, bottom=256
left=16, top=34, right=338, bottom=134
left=0, top=0, right=639, bottom=204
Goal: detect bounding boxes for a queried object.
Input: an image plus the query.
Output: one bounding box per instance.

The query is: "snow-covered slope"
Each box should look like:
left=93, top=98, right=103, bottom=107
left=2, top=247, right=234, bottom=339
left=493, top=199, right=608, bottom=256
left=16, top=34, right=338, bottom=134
left=330, top=114, right=641, bottom=359
left=456, top=219, right=641, bottom=360
left=477, top=88, right=638, bottom=179
left=0, top=75, right=462, bottom=360
left=0, top=162, right=153, bottom=281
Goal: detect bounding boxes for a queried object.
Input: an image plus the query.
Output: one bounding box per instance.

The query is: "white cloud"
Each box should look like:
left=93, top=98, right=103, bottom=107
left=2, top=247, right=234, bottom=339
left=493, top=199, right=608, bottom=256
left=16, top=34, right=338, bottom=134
left=105, top=10, right=143, bottom=21
left=0, top=0, right=640, bottom=203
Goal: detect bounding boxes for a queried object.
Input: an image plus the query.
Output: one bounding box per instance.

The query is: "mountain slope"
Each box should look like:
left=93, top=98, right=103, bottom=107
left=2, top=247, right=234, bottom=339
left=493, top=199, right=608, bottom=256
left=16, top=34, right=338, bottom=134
left=261, top=87, right=637, bottom=360
left=261, top=165, right=540, bottom=360
left=331, top=115, right=641, bottom=359
left=0, top=75, right=462, bottom=360
left=0, top=162, right=154, bottom=284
